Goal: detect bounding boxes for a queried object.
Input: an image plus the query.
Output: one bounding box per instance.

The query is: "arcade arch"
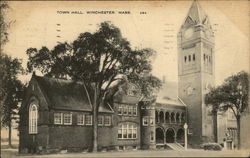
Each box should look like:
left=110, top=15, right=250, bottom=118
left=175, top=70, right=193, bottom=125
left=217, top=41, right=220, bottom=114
left=166, top=128, right=175, bottom=143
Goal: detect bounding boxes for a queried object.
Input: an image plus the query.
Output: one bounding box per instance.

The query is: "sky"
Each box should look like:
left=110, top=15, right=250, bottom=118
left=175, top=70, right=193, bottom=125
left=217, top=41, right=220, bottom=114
left=3, top=0, right=249, bottom=86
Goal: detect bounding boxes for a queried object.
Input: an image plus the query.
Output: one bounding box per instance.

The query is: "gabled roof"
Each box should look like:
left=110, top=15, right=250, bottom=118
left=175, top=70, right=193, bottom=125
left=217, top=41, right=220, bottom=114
left=156, top=81, right=185, bottom=107
left=33, top=74, right=113, bottom=113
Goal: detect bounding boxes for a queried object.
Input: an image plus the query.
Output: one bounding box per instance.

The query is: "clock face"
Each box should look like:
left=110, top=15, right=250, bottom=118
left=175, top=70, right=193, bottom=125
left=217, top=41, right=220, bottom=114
left=204, top=29, right=212, bottom=39
left=184, top=28, right=194, bottom=39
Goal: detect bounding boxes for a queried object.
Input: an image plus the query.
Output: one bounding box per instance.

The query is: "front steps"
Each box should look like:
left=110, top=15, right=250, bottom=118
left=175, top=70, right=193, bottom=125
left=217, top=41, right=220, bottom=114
left=166, top=143, right=185, bottom=151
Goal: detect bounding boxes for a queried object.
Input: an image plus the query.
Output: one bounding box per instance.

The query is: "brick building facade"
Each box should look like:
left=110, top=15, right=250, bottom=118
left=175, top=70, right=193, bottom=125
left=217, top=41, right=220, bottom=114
left=19, top=73, right=187, bottom=153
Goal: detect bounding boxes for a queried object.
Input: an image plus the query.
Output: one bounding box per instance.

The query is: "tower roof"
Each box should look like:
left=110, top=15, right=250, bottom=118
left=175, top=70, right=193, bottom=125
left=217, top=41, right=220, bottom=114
left=187, top=0, right=207, bottom=24
left=181, top=0, right=211, bottom=28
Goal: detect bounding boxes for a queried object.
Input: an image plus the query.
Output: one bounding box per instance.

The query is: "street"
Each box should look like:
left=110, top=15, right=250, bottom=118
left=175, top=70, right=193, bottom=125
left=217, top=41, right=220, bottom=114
left=1, top=149, right=250, bottom=158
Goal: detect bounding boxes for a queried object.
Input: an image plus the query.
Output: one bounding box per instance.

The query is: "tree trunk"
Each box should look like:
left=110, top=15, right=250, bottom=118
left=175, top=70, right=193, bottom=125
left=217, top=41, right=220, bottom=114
left=92, top=84, right=100, bottom=152
left=213, top=111, right=218, bottom=142
left=236, top=116, right=241, bottom=150
left=92, top=105, right=98, bottom=152
left=8, top=120, right=12, bottom=148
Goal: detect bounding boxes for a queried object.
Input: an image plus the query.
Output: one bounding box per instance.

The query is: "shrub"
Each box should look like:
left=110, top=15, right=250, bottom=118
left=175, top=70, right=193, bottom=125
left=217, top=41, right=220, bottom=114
left=201, top=143, right=222, bottom=151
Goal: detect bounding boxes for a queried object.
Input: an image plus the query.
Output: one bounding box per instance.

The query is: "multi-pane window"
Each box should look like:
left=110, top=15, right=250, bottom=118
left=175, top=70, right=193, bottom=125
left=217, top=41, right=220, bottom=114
left=77, top=114, right=85, bottom=125
left=85, top=114, right=92, bottom=125
left=133, top=107, right=137, bottom=116
left=118, top=105, right=122, bottom=115
left=143, top=117, right=148, bottom=126
left=123, top=106, right=128, bottom=115
left=98, top=115, right=104, bottom=126
left=54, top=113, right=63, bottom=124
left=63, top=113, right=72, bottom=125
left=128, top=124, right=133, bottom=138
left=104, top=116, right=111, bottom=126
left=118, top=105, right=137, bottom=116
left=123, top=127, right=127, bottom=138
left=117, top=123, right=137, bottom=139
left=29, top=104, right=38, bottom=134
left=128, top=106, right=133, bottom=115
left=118, top=126, right=122, bottom=138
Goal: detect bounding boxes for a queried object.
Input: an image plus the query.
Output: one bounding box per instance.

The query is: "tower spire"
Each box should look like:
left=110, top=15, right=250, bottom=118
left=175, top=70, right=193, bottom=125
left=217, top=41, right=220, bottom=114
left=183, top=0, right=209, bottom=26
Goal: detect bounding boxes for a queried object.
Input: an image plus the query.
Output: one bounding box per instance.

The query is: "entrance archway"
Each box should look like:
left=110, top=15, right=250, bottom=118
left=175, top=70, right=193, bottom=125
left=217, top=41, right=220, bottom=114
left=156, top=127, right=164, bottom=144
left=166, top=128, right=175, bottom=143
left=176, top=128, right=184, bottom=143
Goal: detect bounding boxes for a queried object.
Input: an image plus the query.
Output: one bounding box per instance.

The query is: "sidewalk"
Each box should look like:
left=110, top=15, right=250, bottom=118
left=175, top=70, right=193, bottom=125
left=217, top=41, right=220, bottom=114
left=1, top=148, right=250, bottom=158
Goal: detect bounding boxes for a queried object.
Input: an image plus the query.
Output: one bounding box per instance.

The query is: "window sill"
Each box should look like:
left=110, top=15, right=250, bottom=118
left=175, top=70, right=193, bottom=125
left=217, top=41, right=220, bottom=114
left=77, top=124, right=84, bottom=126
left=117, top=138, right=137, bottom=140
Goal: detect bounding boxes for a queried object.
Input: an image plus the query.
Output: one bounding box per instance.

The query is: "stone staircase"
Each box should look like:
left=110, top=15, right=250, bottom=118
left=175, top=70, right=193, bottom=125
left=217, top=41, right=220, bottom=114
left=166, top=143, right=185, bottom=151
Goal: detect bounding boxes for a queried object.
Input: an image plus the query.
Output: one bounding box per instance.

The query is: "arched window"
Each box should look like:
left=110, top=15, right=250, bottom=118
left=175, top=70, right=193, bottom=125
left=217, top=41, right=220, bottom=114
left=29, top=103, right=38, bottom=134
left=171, top=112, right=175, bottom=123
left=155, top=111, right=159, bottom=123
left=165, top=112, right=170, bottom=123
left=176, top=113, right=180, bottom=123
left=181, top=113, right=185, bottom=123
left=159, top=111, right=164, bottom=123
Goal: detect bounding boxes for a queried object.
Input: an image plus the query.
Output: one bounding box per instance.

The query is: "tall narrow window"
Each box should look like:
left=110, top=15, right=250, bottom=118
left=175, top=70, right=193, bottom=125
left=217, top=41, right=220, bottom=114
left=98, top=115, right=104, bottom=126
left=204, top=54, right=206, bottom=61
left=29, top=104, right=38, bottom=134
left=128, top=106, right=133, bottom=115
left=184, top=56, right=187, bottom=63
left=118, top=124, right=122, bottom=138
left=123, top=106, right=128, bottom=115
left=188, top=55, right=191, bottom=61
left=118, top=105, right=122, bottom=115
left=193, top=54, right=195, bottom=61
left=128, top=124, right=133, bottom=138
left=123, top=125, right=127, bottom=139
left=143, top=117, right=148, bottom=126
left=133, top=107, right=137, bottom=116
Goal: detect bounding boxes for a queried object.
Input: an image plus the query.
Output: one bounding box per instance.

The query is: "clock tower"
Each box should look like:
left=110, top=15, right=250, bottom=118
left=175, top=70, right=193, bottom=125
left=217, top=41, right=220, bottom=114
left=177, top=0, right=215, bottom=145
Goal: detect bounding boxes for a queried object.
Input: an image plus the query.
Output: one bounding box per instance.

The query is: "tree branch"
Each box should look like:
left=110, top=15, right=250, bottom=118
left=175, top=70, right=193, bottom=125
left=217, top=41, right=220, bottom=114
left=229, top=105, right=237, bottom=118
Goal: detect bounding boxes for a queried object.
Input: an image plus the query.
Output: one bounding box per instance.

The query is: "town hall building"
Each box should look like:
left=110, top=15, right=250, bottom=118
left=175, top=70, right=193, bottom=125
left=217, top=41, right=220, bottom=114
left=19, top=1, right=236, bottom=153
